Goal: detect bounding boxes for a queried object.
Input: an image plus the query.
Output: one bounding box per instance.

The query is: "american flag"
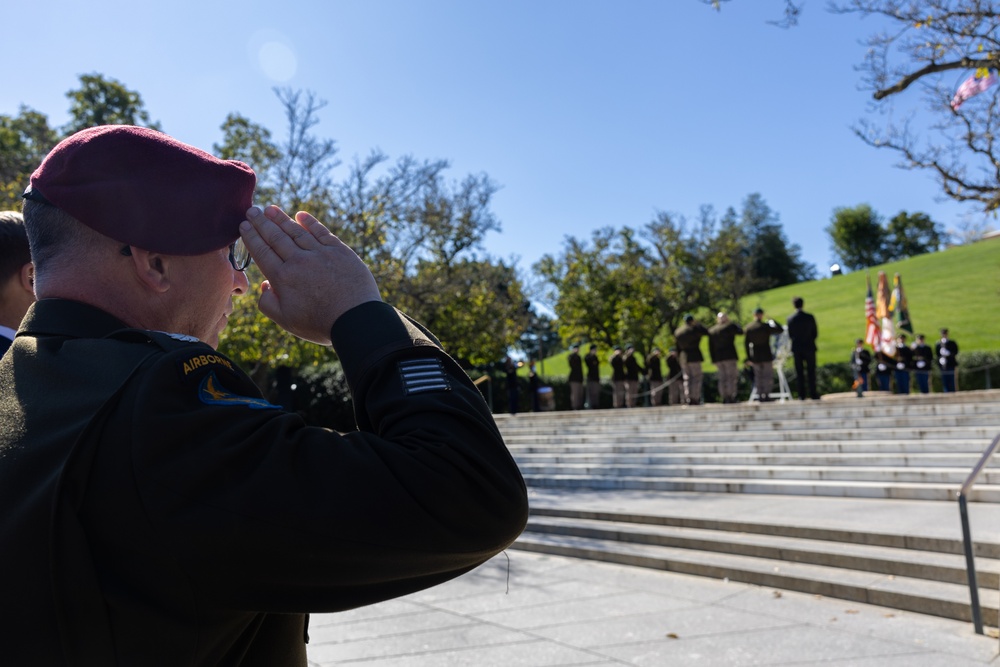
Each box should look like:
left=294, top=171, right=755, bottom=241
left=865, top=272, right=879, bottom=348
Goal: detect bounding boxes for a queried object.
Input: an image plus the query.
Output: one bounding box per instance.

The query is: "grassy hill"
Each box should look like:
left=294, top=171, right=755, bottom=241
left=527, top=238, right=1000, bottom=378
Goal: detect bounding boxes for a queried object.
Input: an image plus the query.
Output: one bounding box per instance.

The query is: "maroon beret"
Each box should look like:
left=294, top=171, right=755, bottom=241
left=27, top=125, right=256, bottom=255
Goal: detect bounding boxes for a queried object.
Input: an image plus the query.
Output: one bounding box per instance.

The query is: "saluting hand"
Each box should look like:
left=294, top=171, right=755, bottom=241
left=239, top=205, right=382, bottom=345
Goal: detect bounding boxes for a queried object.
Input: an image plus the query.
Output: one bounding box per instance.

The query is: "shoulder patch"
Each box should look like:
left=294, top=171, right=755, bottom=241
left=399, top=357, right=451, bottom=395
left=198, top=371, right=279, bottom=409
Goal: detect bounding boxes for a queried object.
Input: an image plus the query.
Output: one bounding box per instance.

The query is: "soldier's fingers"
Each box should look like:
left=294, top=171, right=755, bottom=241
left=239, top=208, right=282, bottom=269
left=263, top=205, right=322, bottom=251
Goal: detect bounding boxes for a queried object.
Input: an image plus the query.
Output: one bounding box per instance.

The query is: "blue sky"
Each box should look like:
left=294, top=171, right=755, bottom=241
left=4, top=0, right=985, bottom=283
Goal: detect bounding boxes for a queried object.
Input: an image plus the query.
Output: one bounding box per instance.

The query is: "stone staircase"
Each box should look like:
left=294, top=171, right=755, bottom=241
left=496, top=390, right=1000, bottom=628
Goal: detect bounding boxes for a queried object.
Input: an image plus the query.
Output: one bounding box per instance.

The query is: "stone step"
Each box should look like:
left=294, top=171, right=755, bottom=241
left=520, top=474, right=1000, bottom=502
left=514, top=452, right=988, bottom=467
left=509, top=440, right=992, bottom=454
left=501, top=426, right=1000, bottom=442
left=516, top=463, right=1000, bottom=484
left=511, top=532, right=1000, bottom=626
left=523, top=515, right=1000, bottom=588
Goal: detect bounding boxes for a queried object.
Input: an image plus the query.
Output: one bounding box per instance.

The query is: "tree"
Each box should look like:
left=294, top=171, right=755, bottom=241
left=739, top=193, right=816, bottom=289
left=829, top=2, right=1000, bottom=212
left=63, top=74, right=160, bottom=133
left=0, top=106, right=57, bottom=209
left=885, top=210, right=945, bottom=260
left=826, top=204, right=888, bottom=270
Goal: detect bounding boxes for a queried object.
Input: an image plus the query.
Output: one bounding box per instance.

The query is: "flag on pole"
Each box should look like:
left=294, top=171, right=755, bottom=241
left=951, top=70, right=999, bottom=110
left=864, top=272, right=879, bottom=348
left=875, top=271, right=896, bottom=357
left=890, top=273, right=913, bottom=334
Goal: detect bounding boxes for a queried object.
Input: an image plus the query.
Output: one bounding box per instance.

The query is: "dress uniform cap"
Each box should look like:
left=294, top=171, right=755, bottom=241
left=27, top=125, right=256, bottom=255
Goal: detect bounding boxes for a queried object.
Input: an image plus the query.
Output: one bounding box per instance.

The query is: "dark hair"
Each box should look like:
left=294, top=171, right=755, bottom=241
left=21, top=200, right=90, bottom=274
left=792, top=297, right=804, bottom=309
left=0, top=211, right=30, bottom=283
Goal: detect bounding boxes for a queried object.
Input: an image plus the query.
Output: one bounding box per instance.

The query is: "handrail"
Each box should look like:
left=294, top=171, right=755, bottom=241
left=957, top=431, right=1000, bottom=637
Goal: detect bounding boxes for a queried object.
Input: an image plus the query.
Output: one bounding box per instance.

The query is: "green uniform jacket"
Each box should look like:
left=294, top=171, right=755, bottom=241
left=0, top=298, right=528, bottom=666
left=673, top=323, right=708, bottom=364
left=707, top=322, right=744, bottom=363
left=743, top=319, right=784, bottom=363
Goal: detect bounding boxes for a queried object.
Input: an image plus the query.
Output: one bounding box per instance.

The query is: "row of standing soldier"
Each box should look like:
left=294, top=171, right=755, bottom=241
left=850, top=328, right=959, bottom=395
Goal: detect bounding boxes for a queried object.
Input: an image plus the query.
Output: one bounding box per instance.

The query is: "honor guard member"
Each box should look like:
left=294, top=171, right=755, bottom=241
left=585, top=343, right=601, bottom=408
left=911, top=333, right=933, bottom=393
left=609, top=345, right=626, bottom=408
left=0, top=126, right=528, bottom=666
left=665, top=347, right=684, bottom=405
left=894, top=333, right=914, bottom=394
left=743, top=308, right=783, bottom=402
left=0, top=211, right=34, bottom=354
left=850, top=338, right=872, bottom=393
left=935, top=327, right=960, bottom=392
left=645, top=347, right=664, bottom=406
left=567, top=343, right=584, bottom=409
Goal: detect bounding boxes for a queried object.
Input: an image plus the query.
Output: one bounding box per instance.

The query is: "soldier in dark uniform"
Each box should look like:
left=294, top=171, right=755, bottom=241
left=0, top=126, right=528, bottom=666
left=743, top=308, right=783, bottom=402
left=585, top=343, right=601, bottom=408
left=609, top=345, right=626, bottom=408
left=674, top=314, right=709, bottom=405
left=0, top=211, right=34, bottom=355
left=645, top=347, right=664, bottom=406
left=708, top=312, right=743, bottom=403
left=666, top=347, right=683, bottom=406
left=894, top=333, right=914, bottom=394
left=911, top=333, right=933, bottom=393
left=623, top=344, right=645, bottom=408
left=567, top=343, right=584, bottom=409
left=874, top=347, right=894, bottom=392
left=936, top=327, right=960, bottom=392
left=850, top=338, right=872, bottom=393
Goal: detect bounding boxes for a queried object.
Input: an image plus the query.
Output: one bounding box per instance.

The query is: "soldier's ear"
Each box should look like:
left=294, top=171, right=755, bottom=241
left=126, top=247, right=171, bottom=294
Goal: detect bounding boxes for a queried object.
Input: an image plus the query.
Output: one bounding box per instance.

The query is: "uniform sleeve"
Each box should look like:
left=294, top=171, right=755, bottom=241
left=125, top=301, right=528, bottom=613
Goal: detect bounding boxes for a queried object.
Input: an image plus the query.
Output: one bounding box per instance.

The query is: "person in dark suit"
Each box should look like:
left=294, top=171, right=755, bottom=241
left=786, top=296, right=819, bottom=400
left=567, top=343, right=584, bottom=410
left=0, top=126, right=528, bottom=666
left=0, top=211, right=34, bottom=355
left=935, top=327, right=959, bottom=392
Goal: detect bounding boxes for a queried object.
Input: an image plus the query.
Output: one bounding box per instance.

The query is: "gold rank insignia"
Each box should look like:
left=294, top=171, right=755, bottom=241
left=198, top=372, right=278, bottom=410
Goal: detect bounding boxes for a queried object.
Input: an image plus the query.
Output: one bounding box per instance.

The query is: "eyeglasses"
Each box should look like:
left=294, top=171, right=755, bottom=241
left=229, top=238, right=252, bottom=271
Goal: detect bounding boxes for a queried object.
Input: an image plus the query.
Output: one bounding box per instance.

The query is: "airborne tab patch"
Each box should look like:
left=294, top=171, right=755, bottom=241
left=399, top=358, right=451, bottom=395
left=198, top=372, right=279, bottom=409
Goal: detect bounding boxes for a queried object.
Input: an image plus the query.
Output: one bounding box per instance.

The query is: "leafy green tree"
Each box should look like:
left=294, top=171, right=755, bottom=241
left=885, top=210, right=945, bottom=260
left=826, top=204, right=888, bottom=270
left=213, top=113, right=282, bottom=205
left=63, top=74, right=160, bottom=133
left=0, top=106, right=57, bottom=209
left=740, top=193, right=815, bottom=289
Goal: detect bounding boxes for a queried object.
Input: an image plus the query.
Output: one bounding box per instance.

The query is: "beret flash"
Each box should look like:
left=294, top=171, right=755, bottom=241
left=25, top=125, right=256, bottom=255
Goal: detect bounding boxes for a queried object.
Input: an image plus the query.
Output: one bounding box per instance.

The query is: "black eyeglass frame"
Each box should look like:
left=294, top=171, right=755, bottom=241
left=120, top=239, right=252, bottom=272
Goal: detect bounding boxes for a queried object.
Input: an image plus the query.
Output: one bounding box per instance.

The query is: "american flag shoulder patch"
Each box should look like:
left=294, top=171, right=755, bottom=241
left=399, top=357, right=451, bottom=395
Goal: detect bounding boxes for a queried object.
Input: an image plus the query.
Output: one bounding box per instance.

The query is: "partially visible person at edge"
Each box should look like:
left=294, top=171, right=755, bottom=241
left=850, top=338, right=872, bottom=394
left=0, top=125, right=528, bottom=666
left=623, top=344, right=645, bottom=408
left=894, top=333, right=913, bottom=395
left=528, top=359, right=541, bottom=411
left=645, top=346, right=664, bottom=406
left=504, top=354, right=520, bottom=414
left=0, top=211, right=34, bottom=355
left=567, top=343, right=584, bottom=410
left=665, top=347, right=684, bottom=406
left=935, top=327, right=959, bottom=392
left=785, top=296, right=820, bottom=400
left=743, top=307, right=783, bottom=402
left=585, top=343, right=601, bottom=409
left=674, top=314, right=709, bottom=405
left=708, top=311, right=743, bottom=404
left=911, top=333, right=933, bottom=394
left=609, top=345, right=626, bottom=408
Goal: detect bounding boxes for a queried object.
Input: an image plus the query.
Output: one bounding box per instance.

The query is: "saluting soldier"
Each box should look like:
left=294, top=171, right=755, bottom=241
left=674, top=314, right=709, bottom=405
left=585, top=343, right=601, bottom=408
left=567, top=343, right=584, bottom=409
left=708, top=312, right=743, bottom=404
left=0, top=126, right=528, bottom=665
left=743, top=307, right=783, bottom=402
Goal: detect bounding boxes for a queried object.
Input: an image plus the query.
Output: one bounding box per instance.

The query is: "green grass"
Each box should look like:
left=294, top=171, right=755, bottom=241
left=527, top=239, right=1000, bottom=378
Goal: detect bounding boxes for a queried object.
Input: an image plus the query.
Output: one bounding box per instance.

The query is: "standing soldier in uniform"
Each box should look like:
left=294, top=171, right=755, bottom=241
left=674, top=314, right=709, bottom=405
left=567, top=343, right=584, bottom=410
left=936, top=327, right=959, bottom=392
left=645, top=347, right=664, bottom=406
left=585, top=343, right=601, bottom=408
left=623, top=344, right=645, bottom=408
left=665, top=347, right=684, bottom=405
left=894, top=333, right=913, bottom=394
left=609, top=345, right=626, bottom=408
left=911, top=334, right=933, bottom=394
left=0, top=126, right=528, bottom=666
left=743, top=308, right=783, bottom=402
left=708, top=312, right=743, bottom=404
